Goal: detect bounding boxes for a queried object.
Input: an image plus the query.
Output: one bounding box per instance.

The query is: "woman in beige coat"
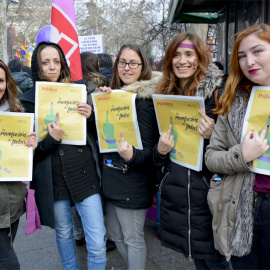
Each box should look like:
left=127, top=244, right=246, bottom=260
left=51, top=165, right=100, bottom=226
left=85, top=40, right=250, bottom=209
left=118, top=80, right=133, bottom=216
left=205, top=24, right=270, bottom=269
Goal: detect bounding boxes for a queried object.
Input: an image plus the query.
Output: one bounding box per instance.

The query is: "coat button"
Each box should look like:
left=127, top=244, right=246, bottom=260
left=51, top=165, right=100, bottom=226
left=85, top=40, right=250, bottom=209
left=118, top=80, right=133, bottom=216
left=59, top=150, right=64, bottom=156
left=127, top=198, right=129, bottom=201
left=234, top=154, right=239, bottom=159
left=81, top=168, right=86, bottom=174
left=58, top=192, right=63, bottom=198
left=63, top=172, right=67, bottom=177
left=78, top=148, right=83, bottom=153
left=93, top=185, right=96, bottom=189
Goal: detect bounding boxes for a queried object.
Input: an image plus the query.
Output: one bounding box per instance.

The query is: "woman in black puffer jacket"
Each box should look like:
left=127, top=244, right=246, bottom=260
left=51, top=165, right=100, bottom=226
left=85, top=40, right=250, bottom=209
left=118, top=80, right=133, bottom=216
left=153, top=32, right=228, bottom=270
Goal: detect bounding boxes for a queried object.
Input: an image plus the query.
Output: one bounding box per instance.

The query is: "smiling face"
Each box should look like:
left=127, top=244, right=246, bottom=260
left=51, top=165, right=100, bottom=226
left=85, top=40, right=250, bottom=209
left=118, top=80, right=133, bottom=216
left=0, top=68, right=6, bottom=100
left=172, top=39, right=198, bottom=87
left=117, top=48, right=142, bottom=85
left=40, top=47, right=61, bottom=82
left=238, top=34, right=270, bottom=86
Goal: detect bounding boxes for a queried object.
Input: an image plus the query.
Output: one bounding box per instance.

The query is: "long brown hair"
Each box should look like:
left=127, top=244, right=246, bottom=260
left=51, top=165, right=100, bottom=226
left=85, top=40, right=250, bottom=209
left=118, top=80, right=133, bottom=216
left=80, top=52, right=110, bottom=86
left=36, top=43, right=71, bottom=83
left=156, top=32, right=210, bottom=96
left=111, top=44, right=152, bottom=89
left=0, top=60, right=23, bottom=112
left=215, top=24, right=270, bottom=115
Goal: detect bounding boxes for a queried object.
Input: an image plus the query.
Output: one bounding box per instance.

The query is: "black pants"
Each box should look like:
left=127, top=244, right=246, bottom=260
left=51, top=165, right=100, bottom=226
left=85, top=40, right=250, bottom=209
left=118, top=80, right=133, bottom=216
left=231, top=192, right=270, bottom=270
left=0, top=219, right=20, bottom=270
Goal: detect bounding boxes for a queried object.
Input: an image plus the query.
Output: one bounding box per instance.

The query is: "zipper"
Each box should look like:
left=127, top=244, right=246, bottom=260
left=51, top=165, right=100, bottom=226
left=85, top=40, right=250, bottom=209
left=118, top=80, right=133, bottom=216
left=187, top=169, right=192, bottom=262
left=158, top=171, right=169, bottom=195
left=103, top=159, right=128, bottom=173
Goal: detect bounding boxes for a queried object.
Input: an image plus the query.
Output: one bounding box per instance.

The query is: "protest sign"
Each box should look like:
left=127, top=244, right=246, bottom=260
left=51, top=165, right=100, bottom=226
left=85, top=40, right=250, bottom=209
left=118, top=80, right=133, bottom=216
left=0, top=112, right=34, bottom=181
left=92, top=90, right=142, bottom=153
left=153, top=94, right=205, bottom=171
left=242, top=86, right=270, bottom=175
left=35, top=82, right=86, bottom=145
left=79, top=35, right=104, bottom=54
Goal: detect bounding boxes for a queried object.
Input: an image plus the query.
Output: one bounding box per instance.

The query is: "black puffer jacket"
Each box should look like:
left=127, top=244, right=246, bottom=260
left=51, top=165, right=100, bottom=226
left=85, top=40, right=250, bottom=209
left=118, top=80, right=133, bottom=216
left=102, top=72, right=162, bottom=209
left=154, top=63, right=225, bottom=259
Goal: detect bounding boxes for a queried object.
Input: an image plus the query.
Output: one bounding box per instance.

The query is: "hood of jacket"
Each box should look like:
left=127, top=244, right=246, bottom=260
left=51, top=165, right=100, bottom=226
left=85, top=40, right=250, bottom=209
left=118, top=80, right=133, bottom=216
left=121, top=71, right=162, bottom=99
left=31, top=41, right=69, bottom=85
left=20, top=42, right=69, bottom=105
left=12, top=72, right=33, bottom=92
left=195, top=63, right=223, bottom=100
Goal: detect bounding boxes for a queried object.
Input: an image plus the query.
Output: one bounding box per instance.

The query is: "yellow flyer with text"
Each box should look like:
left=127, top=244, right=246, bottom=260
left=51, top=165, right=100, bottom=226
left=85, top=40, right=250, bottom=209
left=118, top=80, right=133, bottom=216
left=241, top=86, right=270, bottom=175
left=153, top=94, right=205, bottom=171
left=35, top=82, right=86, bottom=145
left=0, top=112, right=34, bottom=181
left=91, top=90, right=142, bottom=153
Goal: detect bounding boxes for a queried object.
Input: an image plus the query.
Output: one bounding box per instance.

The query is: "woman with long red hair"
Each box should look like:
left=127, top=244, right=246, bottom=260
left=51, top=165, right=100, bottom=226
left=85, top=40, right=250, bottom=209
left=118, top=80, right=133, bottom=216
left=206, top=23, right=270, bottom=269
left=154, top=32, right=229, bottom=269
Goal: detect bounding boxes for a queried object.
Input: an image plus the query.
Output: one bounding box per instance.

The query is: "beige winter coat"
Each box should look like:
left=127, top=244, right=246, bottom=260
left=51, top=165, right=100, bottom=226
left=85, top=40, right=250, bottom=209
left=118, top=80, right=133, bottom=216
left=205, top=113, right=252, bottom=260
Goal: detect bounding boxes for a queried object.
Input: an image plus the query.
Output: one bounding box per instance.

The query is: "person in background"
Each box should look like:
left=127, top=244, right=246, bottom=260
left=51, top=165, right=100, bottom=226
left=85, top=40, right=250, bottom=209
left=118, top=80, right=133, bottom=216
left=153, top=32, right=229, bottom=270
left=205, top=23, right=270, bottom=270
left=97, top=53, right=114, bottom=82
left=29, top=41, right=107, bottom=270
left=100, top=44, right=161, bottom=270
left=8, top=59, right=33, bottom=95
left=110, top=54, right=115, bottom=64
left=0, top=60, right=37, bottom=270
left=71, top=52, right=116, bottom=252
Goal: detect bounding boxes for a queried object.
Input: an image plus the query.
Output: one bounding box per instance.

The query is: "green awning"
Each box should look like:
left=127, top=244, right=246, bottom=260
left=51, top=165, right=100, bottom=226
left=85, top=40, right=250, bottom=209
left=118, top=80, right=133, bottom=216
left=176, top=12, right=219, bottom=24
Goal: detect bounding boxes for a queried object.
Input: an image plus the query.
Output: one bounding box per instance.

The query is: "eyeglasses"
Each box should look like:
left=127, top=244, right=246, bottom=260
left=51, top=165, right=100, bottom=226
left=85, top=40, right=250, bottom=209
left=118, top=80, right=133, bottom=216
left=117, top=60, right=142, bottom=69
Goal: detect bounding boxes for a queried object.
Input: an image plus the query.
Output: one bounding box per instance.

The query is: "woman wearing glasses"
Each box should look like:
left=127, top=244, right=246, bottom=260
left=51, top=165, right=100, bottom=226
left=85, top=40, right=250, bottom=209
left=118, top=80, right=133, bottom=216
left=100, top=44, right=161, bottom=270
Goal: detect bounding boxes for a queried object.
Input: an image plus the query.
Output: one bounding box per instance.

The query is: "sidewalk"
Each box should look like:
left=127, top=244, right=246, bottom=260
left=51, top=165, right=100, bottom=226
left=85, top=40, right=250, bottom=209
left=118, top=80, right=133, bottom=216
left=14, top=214, right=195, bottom=270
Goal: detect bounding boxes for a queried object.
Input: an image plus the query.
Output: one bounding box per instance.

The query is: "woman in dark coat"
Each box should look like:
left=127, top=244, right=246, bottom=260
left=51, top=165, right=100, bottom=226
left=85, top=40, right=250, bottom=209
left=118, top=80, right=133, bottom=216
left=29, top=41, right=106, bottom=270
left=153, top=32, right=229, bottom=270
left=100, top=44, right=161, bottom=270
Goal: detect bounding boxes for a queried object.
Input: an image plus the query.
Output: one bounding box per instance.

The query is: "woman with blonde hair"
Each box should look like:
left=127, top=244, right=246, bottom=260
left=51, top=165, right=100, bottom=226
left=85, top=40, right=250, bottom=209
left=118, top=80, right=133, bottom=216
left=153, top=32, right=228, bottom=270
left=205, top=24, right=270, bottom=269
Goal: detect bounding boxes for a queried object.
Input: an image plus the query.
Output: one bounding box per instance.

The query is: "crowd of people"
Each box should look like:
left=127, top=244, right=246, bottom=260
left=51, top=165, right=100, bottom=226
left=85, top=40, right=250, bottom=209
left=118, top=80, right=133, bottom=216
left=1, top=23, right=270, bottom=270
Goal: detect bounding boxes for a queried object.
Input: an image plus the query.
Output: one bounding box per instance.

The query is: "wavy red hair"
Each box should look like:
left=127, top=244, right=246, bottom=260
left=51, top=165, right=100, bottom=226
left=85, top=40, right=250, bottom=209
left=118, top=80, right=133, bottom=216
left=156, top=32, right=210, bottom=96
left=215, top=24, right=270, bottom=115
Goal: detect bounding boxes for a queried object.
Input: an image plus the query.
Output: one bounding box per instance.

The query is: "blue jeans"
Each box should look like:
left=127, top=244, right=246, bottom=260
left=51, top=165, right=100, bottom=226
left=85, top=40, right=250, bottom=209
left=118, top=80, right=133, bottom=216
left=231, top=192, right=270, bottom=270
left=194, top=257, right=229, bottom=270
left=54, top=194, right=107, bottom=270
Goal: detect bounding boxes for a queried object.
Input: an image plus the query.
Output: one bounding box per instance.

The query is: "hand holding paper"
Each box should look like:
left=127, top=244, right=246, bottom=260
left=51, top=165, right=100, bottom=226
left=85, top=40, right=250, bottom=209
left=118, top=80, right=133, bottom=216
left=25, top=132, right=38, bottom=150
left=158, top=124, right=175, bottom=156
left=198, top=110, right=215, bottom=139
left=118, top=132, right=133, bottom=162
left=242, top=125, right=269, bottom=163
left=77, top=102, right=92, bottom=118
left=98, top=86, right=112, bottom=93
left=47, top=112, right=63, bottom=142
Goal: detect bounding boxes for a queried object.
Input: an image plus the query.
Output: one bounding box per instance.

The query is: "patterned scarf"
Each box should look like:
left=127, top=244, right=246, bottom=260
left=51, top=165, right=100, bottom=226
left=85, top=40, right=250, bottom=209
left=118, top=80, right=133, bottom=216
left=229, top=90, right=255, bottom=257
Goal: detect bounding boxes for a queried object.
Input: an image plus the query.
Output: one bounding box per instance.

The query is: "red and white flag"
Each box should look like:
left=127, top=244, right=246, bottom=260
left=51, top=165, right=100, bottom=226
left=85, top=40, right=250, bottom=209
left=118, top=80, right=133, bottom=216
left=50, top=0, right=82, bottom=81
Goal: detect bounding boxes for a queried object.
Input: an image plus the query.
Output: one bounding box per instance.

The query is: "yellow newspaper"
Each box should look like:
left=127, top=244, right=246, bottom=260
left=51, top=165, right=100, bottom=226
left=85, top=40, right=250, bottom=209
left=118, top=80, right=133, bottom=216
left=0, top=112, right=34, bottom=181
left=153, top=94, right=205, bottom=171
left=91, top=90, right=142, bottom=153
left=242, top=86, right=270, bottom=175
left=35, top=82, right=87, bottom=145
